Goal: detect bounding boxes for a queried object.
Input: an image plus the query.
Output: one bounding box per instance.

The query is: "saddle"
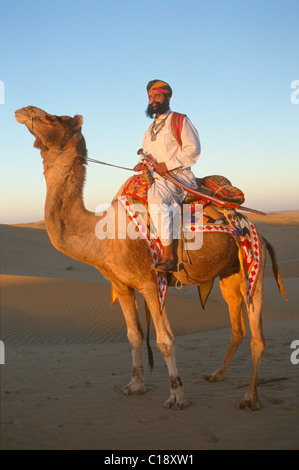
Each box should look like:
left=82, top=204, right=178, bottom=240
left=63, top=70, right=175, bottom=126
left=120, top=172, right=245, bottom=211
left=185, top=175, right=244, bottom=207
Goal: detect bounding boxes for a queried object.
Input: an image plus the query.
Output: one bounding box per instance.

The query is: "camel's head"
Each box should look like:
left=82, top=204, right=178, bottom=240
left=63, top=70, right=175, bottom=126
left=15, top=106, right=83, bottom=151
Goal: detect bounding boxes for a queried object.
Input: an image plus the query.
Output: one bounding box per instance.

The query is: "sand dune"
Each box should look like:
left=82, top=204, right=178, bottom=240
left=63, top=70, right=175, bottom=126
left=1, top=211, right=299, bottom=450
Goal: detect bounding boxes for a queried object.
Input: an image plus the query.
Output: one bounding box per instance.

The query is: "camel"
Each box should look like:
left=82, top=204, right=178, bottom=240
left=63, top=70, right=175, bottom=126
left=15, top=105, right=287, bottom=411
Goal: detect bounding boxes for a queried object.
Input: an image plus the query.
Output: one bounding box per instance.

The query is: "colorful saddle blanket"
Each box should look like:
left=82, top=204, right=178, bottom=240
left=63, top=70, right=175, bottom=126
left=121, top=173, right=245, bottom=208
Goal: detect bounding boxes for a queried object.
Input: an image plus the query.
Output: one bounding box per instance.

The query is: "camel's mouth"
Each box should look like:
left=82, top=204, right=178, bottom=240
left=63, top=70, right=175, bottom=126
left=15, top=107, right=31, bottom=125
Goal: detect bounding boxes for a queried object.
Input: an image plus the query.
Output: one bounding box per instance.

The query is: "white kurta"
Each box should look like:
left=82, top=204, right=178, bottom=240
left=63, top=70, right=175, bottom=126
left=141, top=110, right=201, bottom=245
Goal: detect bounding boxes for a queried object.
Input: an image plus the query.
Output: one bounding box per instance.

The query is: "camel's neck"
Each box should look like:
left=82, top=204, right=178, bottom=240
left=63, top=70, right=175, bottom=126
left=42, top=133, right=98, bottom=260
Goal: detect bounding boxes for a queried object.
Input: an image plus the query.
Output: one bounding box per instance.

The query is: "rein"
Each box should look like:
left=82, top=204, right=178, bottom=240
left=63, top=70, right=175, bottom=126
left=49, top=148, right=134, bottom=172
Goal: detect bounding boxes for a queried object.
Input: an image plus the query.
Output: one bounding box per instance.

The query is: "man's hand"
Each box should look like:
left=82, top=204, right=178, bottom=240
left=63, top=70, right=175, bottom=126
left=133, top=161, right=168, bottom=175
left=133, top=163, right=143, bottom=172
left=154, top=162, right=168, bottom=176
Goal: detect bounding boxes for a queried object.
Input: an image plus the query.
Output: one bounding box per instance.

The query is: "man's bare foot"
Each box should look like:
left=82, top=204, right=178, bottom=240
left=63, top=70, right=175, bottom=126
left=151, top=258, right=175, bottom=272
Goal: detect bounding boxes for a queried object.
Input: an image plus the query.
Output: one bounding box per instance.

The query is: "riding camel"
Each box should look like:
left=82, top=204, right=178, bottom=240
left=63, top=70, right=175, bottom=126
left=15, top=106, right=287, bottom=411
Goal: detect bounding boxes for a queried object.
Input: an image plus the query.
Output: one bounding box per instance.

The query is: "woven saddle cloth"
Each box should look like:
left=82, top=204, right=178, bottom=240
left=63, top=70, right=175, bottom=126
left=121, top=173, right=245, bottom=208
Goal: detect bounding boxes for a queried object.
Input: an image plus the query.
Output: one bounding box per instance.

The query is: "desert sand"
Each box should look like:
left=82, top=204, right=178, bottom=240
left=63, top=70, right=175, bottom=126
left=1, top=211, right=299, bottom=450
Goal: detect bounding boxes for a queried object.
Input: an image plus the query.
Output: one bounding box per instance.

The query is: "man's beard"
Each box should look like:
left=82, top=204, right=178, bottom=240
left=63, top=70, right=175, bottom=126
left=146, top=99, right=170, bottom=119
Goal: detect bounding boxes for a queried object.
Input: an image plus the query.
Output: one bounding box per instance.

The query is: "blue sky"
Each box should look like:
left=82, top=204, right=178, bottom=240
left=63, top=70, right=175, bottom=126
left=0, top=0, right=298, bottom=223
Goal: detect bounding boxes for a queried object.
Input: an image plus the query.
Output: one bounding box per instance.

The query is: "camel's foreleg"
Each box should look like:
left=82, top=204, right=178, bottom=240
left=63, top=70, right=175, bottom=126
left=162, top=346, right=190, bottom=410
left=113, top=283, right=146, bottom=395
left=144, top=291, right=190, bottom=410
left=209, top=272, right=246, bottom=382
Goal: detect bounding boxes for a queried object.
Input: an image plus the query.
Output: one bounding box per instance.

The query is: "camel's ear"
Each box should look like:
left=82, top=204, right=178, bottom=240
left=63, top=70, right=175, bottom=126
left=72, top=115, right=83, bottom=131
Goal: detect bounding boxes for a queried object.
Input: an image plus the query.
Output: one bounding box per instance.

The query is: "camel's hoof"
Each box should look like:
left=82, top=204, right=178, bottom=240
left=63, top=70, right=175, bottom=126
left=122, top=384, right=147, bottom=396
left=206, top=371, right=225, bottom=382
left=163, top=396, right=190, bottom=410
left=239, top=397, right=260, bottom=411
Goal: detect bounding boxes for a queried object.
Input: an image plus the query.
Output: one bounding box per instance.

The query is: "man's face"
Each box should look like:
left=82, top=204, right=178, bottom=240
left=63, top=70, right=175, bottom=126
left=146, top=92, right=170, bottom=118
left=149, top=91, right=165, bottom=107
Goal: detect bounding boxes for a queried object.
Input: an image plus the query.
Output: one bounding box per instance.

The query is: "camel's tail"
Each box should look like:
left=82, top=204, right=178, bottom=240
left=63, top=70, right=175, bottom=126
left=145, top=301, right=154, bottom=369
left=263, top=237, right=288, bottom=301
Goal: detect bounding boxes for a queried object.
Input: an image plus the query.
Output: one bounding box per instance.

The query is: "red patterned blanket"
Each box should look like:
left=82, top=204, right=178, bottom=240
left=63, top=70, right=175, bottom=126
left=121, top=172, right=245, bottom=208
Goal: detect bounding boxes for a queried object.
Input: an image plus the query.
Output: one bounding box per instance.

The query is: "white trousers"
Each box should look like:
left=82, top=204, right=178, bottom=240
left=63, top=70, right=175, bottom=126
left=147, top=176, right=189, bottom=246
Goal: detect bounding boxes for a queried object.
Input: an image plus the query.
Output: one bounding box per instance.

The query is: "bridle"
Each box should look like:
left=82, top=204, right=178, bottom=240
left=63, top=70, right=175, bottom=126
left=27, top=106, right=134, bottom=171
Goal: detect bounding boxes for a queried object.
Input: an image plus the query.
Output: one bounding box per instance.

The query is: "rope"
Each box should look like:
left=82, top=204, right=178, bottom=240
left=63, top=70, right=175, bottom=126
left=49, top=148, right=134, bottom=172
left=175, top=220, right=191, bottom=291
left=86, top=157, right=133, bottom=172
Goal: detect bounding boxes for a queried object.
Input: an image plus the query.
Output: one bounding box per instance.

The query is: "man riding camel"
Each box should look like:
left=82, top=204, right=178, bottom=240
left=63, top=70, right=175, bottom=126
left=133, top=79, right=201, bottom=272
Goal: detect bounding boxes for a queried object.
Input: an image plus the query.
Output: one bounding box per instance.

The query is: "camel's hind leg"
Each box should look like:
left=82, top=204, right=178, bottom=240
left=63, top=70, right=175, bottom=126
left=208, top=272, right=247, bottom=382
left=239, top=286, right=265, bottom=409
left=239, top=240, right=266, bottom=410
left=112, top=282, right=146, bottom=395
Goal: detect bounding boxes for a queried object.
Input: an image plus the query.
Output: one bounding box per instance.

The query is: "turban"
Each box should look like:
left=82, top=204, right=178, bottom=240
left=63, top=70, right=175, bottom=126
left=147, top=80, right=172, bottom=98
